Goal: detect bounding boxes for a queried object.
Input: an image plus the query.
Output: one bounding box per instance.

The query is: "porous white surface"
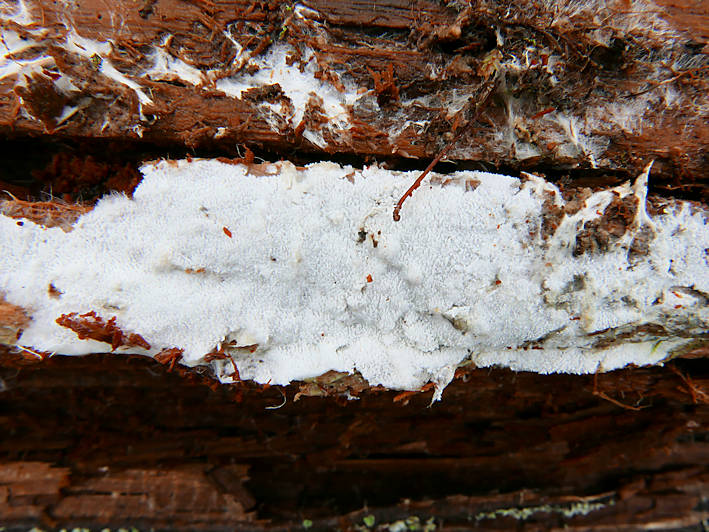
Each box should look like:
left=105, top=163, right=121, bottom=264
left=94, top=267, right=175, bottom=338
left=1, top=160, right=708, bottom=396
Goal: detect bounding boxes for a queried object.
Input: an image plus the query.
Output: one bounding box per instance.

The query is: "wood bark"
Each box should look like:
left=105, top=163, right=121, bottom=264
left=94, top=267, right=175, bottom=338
left=0, top=0, right=708, bottom=529
left=0, top=348, right=707, bottom=530
left=1, top=0, right=707, bottom=196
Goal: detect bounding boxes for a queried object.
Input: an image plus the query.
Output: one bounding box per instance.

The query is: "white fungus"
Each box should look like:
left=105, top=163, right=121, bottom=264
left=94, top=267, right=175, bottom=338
left=0, top=160, right=707, bottom=397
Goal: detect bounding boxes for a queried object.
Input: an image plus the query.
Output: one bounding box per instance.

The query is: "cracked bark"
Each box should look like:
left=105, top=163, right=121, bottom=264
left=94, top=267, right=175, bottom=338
left=0, top=0, right=708, bottom=529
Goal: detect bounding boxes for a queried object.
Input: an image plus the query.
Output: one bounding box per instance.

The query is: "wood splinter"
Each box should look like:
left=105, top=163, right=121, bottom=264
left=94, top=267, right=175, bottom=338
left=393, top=81, right=495, bottom=221
left=392, top=128, right=463, bottom=221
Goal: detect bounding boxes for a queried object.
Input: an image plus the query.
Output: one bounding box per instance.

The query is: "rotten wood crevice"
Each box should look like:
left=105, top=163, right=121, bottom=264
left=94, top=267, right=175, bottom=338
left=0, top=349, right=707, bottom=530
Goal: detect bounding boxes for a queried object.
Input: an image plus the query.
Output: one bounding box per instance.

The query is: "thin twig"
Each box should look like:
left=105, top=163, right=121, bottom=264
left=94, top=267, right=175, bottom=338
left=393, top=79, right=496, bottom=221
left=627, top=66, right=709, bottom=98
left=265, top=388, right=287, bottom=410
left=593, top=370, right=647, bottom=411
left=669, top=364, right=709, bottom=404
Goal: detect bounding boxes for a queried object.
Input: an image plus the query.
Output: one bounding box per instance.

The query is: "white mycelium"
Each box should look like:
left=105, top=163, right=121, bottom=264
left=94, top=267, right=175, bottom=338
left=3, top=0, right=697, bottom=164
left=0, top=160, right=707, bottom=396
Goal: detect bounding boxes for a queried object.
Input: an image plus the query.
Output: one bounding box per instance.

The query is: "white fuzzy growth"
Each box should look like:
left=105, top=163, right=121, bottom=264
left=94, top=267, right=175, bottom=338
left=0, top=28, right=52, bottom=84
left=215, top=45, right=355, bottom=138
left=65, top=31, right=152, bottom=106
left=0, top=161, right=707, bottom=394
left=545, top=0, right=679, bottom=44
left=0, top=27, right=77, bottom=99
left=0, top=0, right=35, bottom=27
left=143, top=36, right=204, bottom=87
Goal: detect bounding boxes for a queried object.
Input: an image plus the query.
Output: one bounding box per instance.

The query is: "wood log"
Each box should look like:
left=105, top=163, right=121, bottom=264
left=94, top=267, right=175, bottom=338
left=0, top=348, right=707, bottom=530
left=0, top=0, right=707, bottom=192
left=0, top=0, right=707, bottom=530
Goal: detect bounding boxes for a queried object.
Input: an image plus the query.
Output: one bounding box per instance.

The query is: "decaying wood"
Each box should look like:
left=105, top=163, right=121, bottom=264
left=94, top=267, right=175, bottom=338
left=1, top=0, right=708, bottom=529
left=0, top=348, right=707, bottom=530
left=1, top=0, right=707, bottom=193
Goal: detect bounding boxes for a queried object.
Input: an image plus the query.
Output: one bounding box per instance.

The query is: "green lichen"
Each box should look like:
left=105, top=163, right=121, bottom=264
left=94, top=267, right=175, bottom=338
left=384, top=516, right=437, bottom=531
left=475, top=498, right=613, bottom=522
left=278, top=3, right=294, bottom=40
left=89, top=53, right=102, bottom=70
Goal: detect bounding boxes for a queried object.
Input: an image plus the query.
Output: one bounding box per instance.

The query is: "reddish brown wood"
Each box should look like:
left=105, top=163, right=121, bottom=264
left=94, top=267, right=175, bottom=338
left=1, top=0, right=707, bottom=192
left=0, top=349, right=707, bottom=529
left=1, top=0, right=708, bottom=528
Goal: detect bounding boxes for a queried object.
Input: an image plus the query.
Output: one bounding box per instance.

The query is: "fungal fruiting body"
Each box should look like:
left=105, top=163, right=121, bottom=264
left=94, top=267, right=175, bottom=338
left=0, top=160, right=707, bottom=398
